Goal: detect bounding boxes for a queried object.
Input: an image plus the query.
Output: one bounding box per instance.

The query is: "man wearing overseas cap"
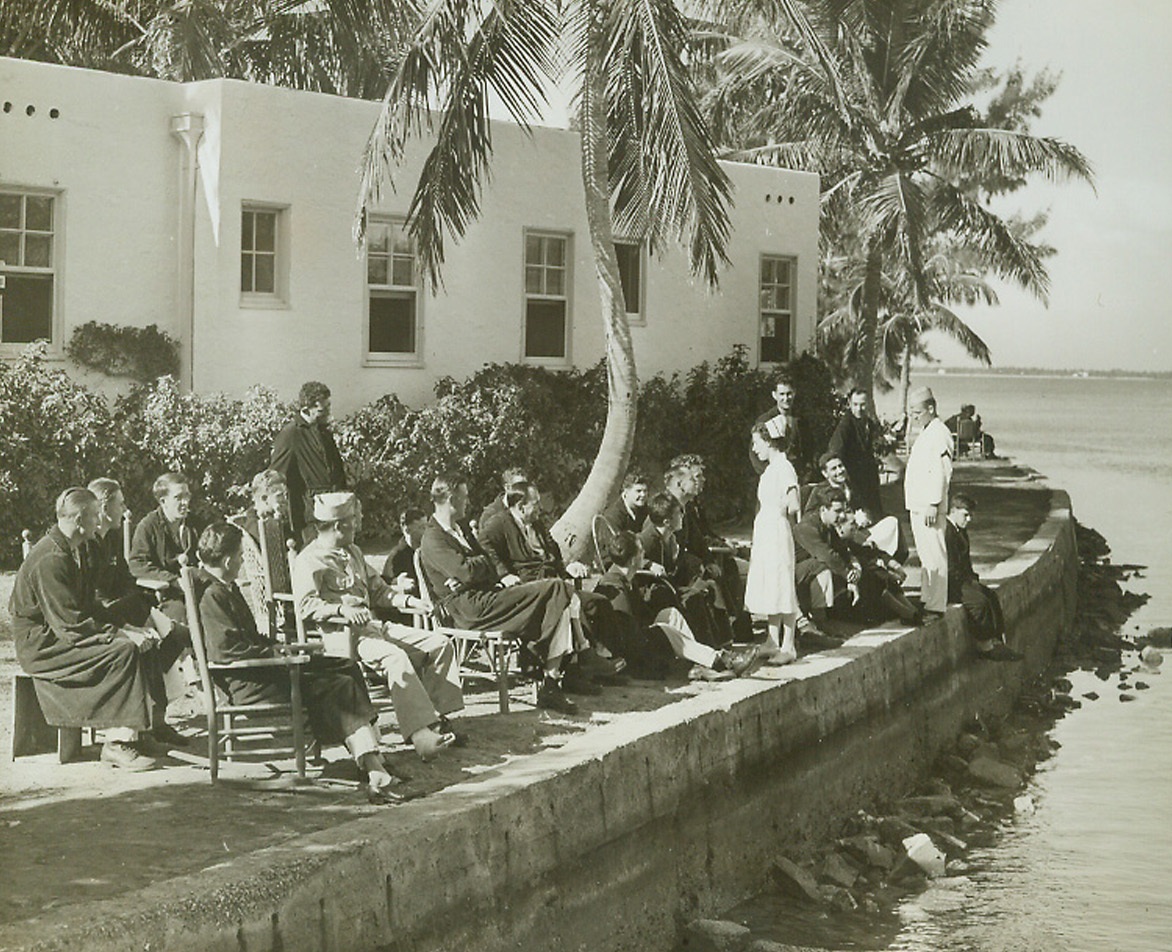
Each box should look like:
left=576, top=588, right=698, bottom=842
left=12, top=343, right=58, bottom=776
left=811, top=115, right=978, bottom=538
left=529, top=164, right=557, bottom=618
left=291, top=492, right=462, bottom=761
left=904, top=386, right=954, bottom=615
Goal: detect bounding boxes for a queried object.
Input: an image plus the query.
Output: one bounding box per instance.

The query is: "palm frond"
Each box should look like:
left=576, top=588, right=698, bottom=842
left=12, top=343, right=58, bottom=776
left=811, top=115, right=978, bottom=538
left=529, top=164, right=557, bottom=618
left=931, top=128, right=1095, bottom=190
left=923, top=304, right=991, bottom=363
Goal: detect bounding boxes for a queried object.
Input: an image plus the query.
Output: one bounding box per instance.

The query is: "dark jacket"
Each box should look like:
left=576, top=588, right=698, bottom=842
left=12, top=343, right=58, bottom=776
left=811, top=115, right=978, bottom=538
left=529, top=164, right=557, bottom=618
left=477, top=510, right=565, bottom=582
left=380, top=538, right=416, bottom=585
left=602, top=498, right=647, bottom=535
left=792, top=518, right=854, bottom=579
left=270, top=416, right=347, bottom=534
left=419, top=516, right=499, bottom=602
left=945, top=520, right=980, bottom=601
left=128, top=508, right=202, bottom=593
left=827, top=412, right=883, bottom=515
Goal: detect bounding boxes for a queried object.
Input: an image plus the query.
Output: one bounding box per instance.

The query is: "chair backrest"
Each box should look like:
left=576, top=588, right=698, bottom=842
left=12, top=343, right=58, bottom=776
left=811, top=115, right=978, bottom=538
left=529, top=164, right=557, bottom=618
left=284, top=541, right=312, bottom=645
left=957, top=417, right=979, bottom=441
left=121, top=512, right=133, bottom=563
left=591, top=514, right=616, bottom=573
left=257, top=514, right=293, bottom=596
left=20, top=528, right=34, bottom=560
left=177, top=566, right=217, bottom=702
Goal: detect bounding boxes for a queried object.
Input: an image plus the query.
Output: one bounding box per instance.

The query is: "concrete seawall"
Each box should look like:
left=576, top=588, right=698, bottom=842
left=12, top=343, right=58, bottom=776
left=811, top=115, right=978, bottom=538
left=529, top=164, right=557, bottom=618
left=2, top=487, right=1077, bottom=952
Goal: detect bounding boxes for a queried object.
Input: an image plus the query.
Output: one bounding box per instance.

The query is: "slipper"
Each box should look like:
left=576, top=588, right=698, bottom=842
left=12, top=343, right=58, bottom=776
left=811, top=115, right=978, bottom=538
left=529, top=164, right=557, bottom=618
left=366, top=783, right=406, bottom=805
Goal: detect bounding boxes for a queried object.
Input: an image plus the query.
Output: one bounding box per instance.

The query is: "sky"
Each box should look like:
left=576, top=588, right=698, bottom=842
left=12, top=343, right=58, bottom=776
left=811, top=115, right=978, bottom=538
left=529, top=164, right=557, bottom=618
left=924, top=0, right=1172, bottom=372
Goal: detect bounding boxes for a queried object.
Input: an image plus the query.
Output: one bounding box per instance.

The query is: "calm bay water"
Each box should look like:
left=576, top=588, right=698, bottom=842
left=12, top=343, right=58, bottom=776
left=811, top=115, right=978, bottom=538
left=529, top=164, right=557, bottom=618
left=745, top=374, right=1172, bottom=952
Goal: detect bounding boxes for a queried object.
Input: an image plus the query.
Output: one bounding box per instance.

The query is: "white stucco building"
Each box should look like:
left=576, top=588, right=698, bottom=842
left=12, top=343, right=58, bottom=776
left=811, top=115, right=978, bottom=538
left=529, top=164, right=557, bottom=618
left=0, top=56, right=819, bottom=411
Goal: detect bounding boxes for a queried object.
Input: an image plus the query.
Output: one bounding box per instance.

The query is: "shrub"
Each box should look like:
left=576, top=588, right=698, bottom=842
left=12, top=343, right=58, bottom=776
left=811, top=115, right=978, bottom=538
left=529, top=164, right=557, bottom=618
left=66, top=321, right=180, bottom=382
left=0, top=344, right=123, bottom=563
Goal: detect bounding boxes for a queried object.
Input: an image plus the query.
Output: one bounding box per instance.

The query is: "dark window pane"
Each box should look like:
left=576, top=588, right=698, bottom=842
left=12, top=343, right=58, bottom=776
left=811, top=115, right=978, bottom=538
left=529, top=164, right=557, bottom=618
left=254, top=212, right=276, bottom=252
left=240, top=253, right=252, bottom=292
left=0, top=232, right=19, bottom=266
left=525, top=300, right=566, bottom=358
left=367, top=222, right=389, bottom=254
left=24, top=234, right=51, bottom=267
left=1, top=273, right=53, bottom=343
left=525, top=234, right=542, bottom=265
left=369, top=293, right=416, bottom=353
left=0, top=195, right=20, bottom=229
left=241, top=210, right=254, bottom=249
left=367, top=255, right=388, bottom=285
left=546, top=238, right=565, bottom=266
left=760, top=313, right=791, bottom=363
left=391, top=257, right=413, bottom=287
left=26, top=196, right=52, bottom=231
left=253, top=254, right=275, bottom=293
left=615, top=243, right=640, bottom=314
left=525, top=266, right=543, bottom=294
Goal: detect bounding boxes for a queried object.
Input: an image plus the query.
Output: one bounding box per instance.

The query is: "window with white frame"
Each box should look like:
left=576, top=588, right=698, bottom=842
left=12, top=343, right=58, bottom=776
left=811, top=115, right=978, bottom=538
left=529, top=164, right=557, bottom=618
left=0, top=190, right=57, bottom=347
left=614, top=240, right=644, bottom=323
left=366, top=218, right=420, bottom=360
left=759, top=255, right=794, bottom=364
left=524, top=231, right=570, bottom=360
left=240, top=205, right=288, bottom=303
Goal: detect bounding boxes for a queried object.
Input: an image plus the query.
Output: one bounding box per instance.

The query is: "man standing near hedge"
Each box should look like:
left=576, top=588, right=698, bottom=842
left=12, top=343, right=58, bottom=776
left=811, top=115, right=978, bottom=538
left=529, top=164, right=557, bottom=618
left=270, top=381, right=348, bottom=539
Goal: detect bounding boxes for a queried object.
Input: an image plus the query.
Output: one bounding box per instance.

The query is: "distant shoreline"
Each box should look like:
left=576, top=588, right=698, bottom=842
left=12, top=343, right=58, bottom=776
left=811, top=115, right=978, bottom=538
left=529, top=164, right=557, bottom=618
left=910, top=368, right=1170, bottom=381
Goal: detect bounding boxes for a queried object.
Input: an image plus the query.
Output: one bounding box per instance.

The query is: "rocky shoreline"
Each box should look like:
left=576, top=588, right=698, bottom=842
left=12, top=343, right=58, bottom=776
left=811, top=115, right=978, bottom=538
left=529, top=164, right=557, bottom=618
left=679, top=520, right=1153, bottom=952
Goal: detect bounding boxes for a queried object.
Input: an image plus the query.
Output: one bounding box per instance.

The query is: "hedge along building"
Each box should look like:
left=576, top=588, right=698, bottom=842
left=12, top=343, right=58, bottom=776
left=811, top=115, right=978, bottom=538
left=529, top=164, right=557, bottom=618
left=0, top=56, right=820, bottom=412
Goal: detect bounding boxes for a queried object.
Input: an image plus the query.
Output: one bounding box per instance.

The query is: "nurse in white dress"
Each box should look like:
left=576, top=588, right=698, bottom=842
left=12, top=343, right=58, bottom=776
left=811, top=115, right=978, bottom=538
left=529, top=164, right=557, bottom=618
left=744, top=421, right=800, bottom=664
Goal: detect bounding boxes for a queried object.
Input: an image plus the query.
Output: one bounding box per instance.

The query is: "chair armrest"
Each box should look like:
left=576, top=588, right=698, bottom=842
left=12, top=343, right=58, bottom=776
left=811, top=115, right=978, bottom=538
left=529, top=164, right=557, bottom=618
left=136, top=578, right=170, bottom=592
left=208, top=655, right=311, bottom=670
left=275, top=643, right=323, bottom=656
left=272, top=593, right=295, bottom=603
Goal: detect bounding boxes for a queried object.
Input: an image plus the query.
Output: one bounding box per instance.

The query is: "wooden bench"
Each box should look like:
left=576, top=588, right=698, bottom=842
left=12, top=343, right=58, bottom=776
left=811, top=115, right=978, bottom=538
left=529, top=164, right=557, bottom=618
left=10, top=673, right=88, bottom=762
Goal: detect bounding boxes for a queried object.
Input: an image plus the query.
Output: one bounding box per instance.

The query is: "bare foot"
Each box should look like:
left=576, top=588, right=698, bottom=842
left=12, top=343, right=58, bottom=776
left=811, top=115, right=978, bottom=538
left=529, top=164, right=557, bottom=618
left=411, top=725, right=456, bottom=761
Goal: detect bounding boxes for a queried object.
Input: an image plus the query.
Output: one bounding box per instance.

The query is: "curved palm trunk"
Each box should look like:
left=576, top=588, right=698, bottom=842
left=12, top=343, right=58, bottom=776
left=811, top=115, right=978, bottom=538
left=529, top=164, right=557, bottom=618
left=899, top=343, right=912, bottom=419
left=550, top=18, right=637, bottom=560
left=856, top=237, right=882, bottom=409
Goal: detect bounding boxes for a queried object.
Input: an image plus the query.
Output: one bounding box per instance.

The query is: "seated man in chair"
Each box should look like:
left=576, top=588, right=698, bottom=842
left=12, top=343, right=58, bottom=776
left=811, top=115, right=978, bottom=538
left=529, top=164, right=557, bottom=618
left=195, top=522, right=407, bottom=802
left=420, top=472, right=583, bottom=714
left=11, top=488, right=179, bottom=770
left=85, top=477, right=152, bottom=624
left=292, top=493, right=461, bottom=760
left=129, top=471, right=204, bottom=632
left=602, top=471, right=651, bottom=534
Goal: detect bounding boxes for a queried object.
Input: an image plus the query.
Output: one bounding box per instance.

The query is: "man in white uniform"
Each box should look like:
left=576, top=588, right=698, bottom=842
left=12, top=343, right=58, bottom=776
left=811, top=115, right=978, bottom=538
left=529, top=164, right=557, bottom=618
left=903, top=386, right=953, bottom=614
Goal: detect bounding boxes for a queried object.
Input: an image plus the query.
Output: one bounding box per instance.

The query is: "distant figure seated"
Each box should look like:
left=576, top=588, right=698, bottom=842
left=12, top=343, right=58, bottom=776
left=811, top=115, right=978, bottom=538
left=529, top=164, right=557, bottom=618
left=594, top=532, right=760, bottom=681
left=603, top=471, right=651, bottom=535
left=381, top=507, right=428, bottom=588
left=237, top=469, right=294, bottom=547
left=128, top=471, right=204, bottom=627
left=803, top=453, right=908, bottom=562
left=945, top=494, right=1020, bottom=661
left=291, top=493, right=460, bottom=761
left=194, top=522, right=405, bottom=802
left=419, top=472, right=580, bottom=715
left=11, top=488, right=176, bottom=771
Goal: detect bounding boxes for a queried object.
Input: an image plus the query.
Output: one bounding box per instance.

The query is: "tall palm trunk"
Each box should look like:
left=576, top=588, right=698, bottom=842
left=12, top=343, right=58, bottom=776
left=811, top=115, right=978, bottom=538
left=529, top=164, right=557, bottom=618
left=857, top=237, right=882, bottom=410
left=550, top=14, right=638, bottom=560
left=898, top=343, right=912, bottom=420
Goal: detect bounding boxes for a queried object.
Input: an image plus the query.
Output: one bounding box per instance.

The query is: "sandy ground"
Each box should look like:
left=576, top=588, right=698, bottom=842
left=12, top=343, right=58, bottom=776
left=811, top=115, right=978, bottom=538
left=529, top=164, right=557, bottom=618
left=0, top=461, right=1049, bottom=928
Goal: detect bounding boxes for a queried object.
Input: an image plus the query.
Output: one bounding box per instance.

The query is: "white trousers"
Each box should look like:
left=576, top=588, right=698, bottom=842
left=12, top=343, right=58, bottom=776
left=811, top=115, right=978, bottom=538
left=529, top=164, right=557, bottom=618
left=653, top=607, right=719, bottom=669
left=909, top=512, right=948, bottom=612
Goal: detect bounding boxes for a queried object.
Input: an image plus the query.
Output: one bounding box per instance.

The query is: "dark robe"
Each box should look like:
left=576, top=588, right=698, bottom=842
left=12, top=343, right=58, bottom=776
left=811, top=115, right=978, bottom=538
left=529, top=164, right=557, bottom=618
left=270, top=415, right=347, bottom=536
left=10, top=528, right=155, bottom=729
left=602, top=498, right=647, bottom=535
left=193, top=569, right=375, bottom=745
left=477, top=495, right=508, bottom=532
left=419, top=516, right=571, bottom=647
left=945, top=520, right=1004, bottom=640
left=82, top=528, right=151, bottom=626
left=828, top=412, right=883, bottom=516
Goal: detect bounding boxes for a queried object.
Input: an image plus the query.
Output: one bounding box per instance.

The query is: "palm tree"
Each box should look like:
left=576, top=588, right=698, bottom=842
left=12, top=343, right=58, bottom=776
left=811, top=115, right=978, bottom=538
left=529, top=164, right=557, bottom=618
left=705, top=0, right=1093, bottom=405
left=356, top=0, right=733, bottom=556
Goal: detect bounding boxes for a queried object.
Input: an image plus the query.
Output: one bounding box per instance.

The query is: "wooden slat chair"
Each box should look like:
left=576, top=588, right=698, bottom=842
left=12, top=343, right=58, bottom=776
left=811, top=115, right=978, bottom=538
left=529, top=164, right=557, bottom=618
left=591, top=514, right=616, bottom=573
left=177, top=566, right=311, bottom=783
left=227, top=513, right=298, bottom=642
left=283, top=545, right=360, bottom=662
left=412, top=549, right=528, bottom=714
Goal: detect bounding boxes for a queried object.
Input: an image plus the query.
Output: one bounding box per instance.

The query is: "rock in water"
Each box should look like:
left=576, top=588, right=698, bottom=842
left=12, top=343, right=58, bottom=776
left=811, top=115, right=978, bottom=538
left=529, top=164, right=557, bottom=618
left=1014, top=795, right=1036, bottom=815
left=769, top=857, right=822, bottom=903
left=968, top=756, right=1023, bottom=789
left=682, top=919, right=750, bottom=951
left=1143, top=627, right=1172, bottom=648
left=1140, top=646, right=1163, bottom=667
left=902, top=833, right=947, bottom=878
left=818, top=852, right=859, bottom=888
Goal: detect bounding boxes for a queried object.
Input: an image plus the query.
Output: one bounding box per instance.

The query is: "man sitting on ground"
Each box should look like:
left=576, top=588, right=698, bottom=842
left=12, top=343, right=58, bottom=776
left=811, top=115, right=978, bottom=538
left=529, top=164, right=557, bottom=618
left=594, top=532, right=760, bottom=681
left=292, top=493, right=461, bottom=760
left=11, top=488, right=174, bottom=770
left=420, top=472, right=582, bottom=714
left=603, top=471, right=651, bottom=534
left=195, top=522, right=407, bottom=802
left=945, top=494, right=1021, bottom=661
left=128, top=471, right=204, bottom=632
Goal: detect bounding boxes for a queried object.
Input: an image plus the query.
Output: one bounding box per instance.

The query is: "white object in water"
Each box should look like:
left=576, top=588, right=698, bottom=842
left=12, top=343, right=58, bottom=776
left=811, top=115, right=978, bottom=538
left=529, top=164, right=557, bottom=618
left=902, top=833, right=947, bottom=878
left=1014, top=795, right=1036, bottom=815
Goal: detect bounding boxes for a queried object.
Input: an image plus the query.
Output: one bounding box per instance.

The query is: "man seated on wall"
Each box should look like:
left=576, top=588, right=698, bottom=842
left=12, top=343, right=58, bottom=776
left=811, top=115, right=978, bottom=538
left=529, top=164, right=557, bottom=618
left=478, top=481, right=626, bottom=680
left=638, top=492, right=730, bottom=647
left=594, top=531, right=761, bottom=682
left=803, top=452, right=908, bottom=563
left=11, top=487, right=179, bottom=770
left=478, top=467, right=529, bottom=530
left=602, top=471, right=652, bottom=535
left=420, top=472, right=583, bottom=714
left=291, top=492, right=461, bottom=760
left=945, top=494, right=1021, bottom=661
left=128, top=472, right=204, bottom=631
left=794, top=494, right=920, bottom=638
left=194, top=522, right=408, bottom=802
left=664, top=455, right=747, bottom=628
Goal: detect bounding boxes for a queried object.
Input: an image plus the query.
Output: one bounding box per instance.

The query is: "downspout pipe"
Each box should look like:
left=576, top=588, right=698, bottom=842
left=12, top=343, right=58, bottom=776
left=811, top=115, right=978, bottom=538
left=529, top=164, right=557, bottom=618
left=170, top=113, right=204, bottom=392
